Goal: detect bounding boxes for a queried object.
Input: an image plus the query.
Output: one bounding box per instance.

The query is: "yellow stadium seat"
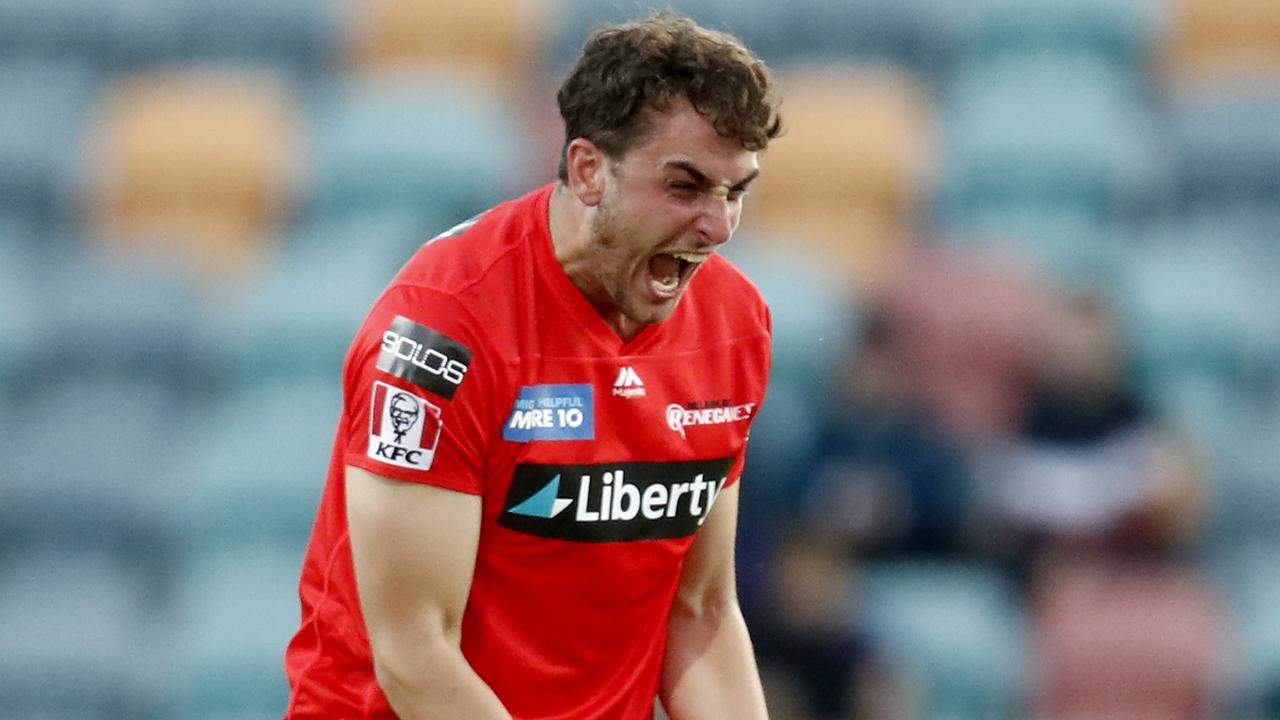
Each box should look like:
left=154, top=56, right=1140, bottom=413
left=84, top=70, right=299, bottom=280
left=342, top=0, right=553, bottom=85
left=1165, top=0, right=1280, bottom=83
left=747, top=65, right=935, bottom=286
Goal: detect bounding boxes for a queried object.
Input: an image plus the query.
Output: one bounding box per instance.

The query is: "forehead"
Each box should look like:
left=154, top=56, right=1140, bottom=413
left=623, top=100, right=758, bottom=181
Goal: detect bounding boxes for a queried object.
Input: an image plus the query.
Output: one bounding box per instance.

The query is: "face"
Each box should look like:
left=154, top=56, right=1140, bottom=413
left=580, top=100, right=760, bottom=328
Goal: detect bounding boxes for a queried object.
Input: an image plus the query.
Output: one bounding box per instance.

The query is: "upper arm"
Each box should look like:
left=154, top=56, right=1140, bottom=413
left=675, top=483, right=742, bottom=611
left=346, top=464, right=482, bottom=651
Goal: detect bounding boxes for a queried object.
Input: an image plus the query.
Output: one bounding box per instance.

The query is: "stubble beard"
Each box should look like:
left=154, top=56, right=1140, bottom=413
left=588, top=194, right=647, bottom=324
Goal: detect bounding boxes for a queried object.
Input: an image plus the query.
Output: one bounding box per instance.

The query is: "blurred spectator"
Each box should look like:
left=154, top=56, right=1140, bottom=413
left=971, top=290, right=1207, bottom=566
left=801, top=309, right=970, bottom=557
left=865, top=246, right=1050, bottom=448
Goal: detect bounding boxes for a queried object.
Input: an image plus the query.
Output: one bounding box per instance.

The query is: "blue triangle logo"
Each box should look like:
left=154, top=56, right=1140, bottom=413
left=508, top=474, right=571, bottom=518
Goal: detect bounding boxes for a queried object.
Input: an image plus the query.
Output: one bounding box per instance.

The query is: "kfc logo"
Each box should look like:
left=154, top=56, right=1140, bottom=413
left=368, top=381, right=442, bottom=470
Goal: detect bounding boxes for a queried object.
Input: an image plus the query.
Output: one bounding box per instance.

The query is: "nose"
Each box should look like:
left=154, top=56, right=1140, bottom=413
left=694, top=194, right=737, bottom=247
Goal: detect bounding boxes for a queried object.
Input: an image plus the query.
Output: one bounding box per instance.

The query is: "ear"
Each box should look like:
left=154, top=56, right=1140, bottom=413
left=564, top=138, right=608, bottom=207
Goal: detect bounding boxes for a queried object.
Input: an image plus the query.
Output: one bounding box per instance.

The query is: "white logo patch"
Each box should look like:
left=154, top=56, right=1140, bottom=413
left=612, top=366, right=646, bottom=398
left=368, top=381, right=442, bottom=470
left=666, top=402, right=755, bottom=438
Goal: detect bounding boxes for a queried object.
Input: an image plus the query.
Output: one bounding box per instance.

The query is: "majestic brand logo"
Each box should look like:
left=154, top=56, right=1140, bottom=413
left=503, top=384, right=595, bottom=442
left=376, top=315, right=473, bottom=399
left=666, top=401, right=755, bottom=438
left=612, top=366, right=646, bottom=398
left=499, top=458, right=735, bottom=542
left=368, top=381, right=442, bottom=470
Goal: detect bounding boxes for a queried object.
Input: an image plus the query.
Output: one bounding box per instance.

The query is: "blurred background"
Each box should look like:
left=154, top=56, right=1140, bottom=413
left=0, top=0, right=1278, bottom=718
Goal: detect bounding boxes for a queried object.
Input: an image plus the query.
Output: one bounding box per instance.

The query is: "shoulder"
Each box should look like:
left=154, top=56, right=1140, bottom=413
left=392, top=185, right=548, bottom=298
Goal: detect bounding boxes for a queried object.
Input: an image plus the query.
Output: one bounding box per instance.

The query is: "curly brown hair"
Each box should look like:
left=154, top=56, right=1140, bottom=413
left=556, top=9, right=783, bottom=181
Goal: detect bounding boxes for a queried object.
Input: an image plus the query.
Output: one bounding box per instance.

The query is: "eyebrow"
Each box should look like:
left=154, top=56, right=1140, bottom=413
left=664, top=160, right=760, bottom=193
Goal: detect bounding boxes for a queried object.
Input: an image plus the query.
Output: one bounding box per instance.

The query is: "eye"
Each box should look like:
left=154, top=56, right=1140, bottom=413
left=669, top=181, right=699, bottom=195
left=726, top=189, right=747, bottom=202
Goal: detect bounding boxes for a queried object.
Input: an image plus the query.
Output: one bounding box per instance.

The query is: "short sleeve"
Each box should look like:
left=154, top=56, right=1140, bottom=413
left=341, top=284, right=496, bottom=495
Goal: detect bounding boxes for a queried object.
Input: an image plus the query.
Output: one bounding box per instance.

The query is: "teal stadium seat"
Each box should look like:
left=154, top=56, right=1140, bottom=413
left=0, top=59, right=100, bottom=232
left=0, top=0, right=117, bottom=63
left=165, top=0, right=342, bottom=76
left=1200, top=399, right=1280, bottom=547
left=173, top=543, right=302, bottom=720
left=303, top=71, right=529, bottom=228
left=937, top=54, right=1166, bottom=226
left=548, top=0, right=927, bottom=75
left=1217, top=542, right=1280, bottom=716
left=1120, top=222, right=1278, bottom=384
left=545, top=0, right=785, bottom=72
left=180, top=377, right=340, bottom=548
left=862, top=561, right=1029, bottom=720
left=1, top=377, right=179, bottom=563
left=196, top=214, right=420, bottom=384
left=1165, top=83, right=1280, bottom=209
left=923, top=0, right=1161, bottom=78
left=935, top=203, right=1129, bottom=289
left=0, top=215, right=43, bottom=390
left=0, top=545, right=162, bottom=719
left=722, top=238, right=858, bottom=404
left=42, top=246, right=203, bottom=386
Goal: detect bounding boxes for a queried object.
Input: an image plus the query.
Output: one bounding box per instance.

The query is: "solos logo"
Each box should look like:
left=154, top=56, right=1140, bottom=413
left=377, top=315, right=473, bottom=400
left=498, top=458, right=734, bottom=542
left=368, top=381, right=442, bottom=470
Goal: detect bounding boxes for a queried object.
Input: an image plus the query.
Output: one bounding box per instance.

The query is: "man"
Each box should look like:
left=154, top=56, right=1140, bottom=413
left=284, top=10, right=782, bottom=719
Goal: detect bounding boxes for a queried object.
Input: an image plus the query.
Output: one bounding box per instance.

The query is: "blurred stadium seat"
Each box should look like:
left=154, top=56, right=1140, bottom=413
left=342, top=0, right=548, bottom=84
left=1031, top=559, right=1228, bottom=719
left=180, top=377, right=340, bottom=548
left=164, top=0, right=342, bottom=75
left=173, top=542, right=303, bottom=720
left=934, top=204, right=1128, bottom=289
left=0, top=214, right=44, bottom=390
left=934, top=0, right=1161, bottom=76
left=195, top=214, right=415, bottom=385
left=83, top=68, right=299, bottom=280
left=0, top=376, right=179, bottom=566
left=1164, top=82, right=1280, bottom=209
left=0, top=545, right=162, bottom=719
left=1217, top=541, right=1280, bottom=716
left=0, top=59, right=101, bottom=233
left=1164, top=0, right=1280, bottom=83
left=748, top=64, right=934, bottom=284
left=545, top=0, right=784, bottom=73
left=1120, top=224, right=1278, bottom=385
left=862, top=560, right=1029, bottom=720
left=0, top=0, right=117, bottom=64
left=937, top=54, right=1165, bottom=226
left=35, top=247, right=204, bottom=386
left=302, top=70, right=529, bottom=227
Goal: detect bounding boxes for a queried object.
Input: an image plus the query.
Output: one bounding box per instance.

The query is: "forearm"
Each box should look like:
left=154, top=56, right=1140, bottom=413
left=659, top=598, right=769, bottom=720
left=373, top=635, right=512, bottom=720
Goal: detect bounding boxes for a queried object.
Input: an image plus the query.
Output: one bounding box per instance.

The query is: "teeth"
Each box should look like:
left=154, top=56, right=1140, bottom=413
left=654, top=274, right=679, bottom=292
left=672, top=252, right=709, bottom=264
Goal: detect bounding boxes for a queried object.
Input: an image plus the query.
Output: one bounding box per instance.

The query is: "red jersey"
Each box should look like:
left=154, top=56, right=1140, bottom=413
left=285, top=184, right=772, bottom=719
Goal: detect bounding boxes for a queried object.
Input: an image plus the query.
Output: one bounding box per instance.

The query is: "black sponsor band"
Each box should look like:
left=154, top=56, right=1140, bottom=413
left=376, top=315, right=473, bottom=399
left=499, top=458, right=735, bottom=543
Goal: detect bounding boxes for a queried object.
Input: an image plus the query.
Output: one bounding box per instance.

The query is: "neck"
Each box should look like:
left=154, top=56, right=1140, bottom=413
left=547, top=183, right=642, bottom=341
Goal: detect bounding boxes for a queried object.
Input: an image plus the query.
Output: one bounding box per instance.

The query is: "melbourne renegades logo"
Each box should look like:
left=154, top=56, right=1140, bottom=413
left=368, top=381, right=442, bottom=470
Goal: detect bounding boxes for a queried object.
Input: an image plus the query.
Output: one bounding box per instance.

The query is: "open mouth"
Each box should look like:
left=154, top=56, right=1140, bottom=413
left=648, top=251, right=709, bottom=298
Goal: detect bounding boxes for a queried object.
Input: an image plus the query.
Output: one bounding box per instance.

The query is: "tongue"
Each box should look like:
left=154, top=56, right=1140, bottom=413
left=648, top=253, right=680, bottom=283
